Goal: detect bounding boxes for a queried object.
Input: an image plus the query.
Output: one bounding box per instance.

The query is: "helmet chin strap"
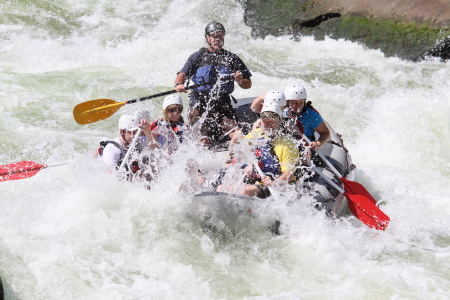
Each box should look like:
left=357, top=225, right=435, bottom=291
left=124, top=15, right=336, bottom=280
left=121, top=131, right=130, bottom=147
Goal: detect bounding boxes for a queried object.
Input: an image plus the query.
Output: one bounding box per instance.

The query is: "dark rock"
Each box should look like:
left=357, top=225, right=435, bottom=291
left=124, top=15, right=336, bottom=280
left=294, top=13, right=341, bottom=29
left=423, top=37, right=450, bottom=61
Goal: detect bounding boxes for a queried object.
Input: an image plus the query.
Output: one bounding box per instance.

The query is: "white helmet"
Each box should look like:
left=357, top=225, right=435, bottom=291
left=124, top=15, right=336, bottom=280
left=163, top=94, right=183, bottom=110
left=261, top=102, right=282, bottom=119
left=284, top=84, right=307, bottom=100
left=264, top=90, right=286, bottom=107
left=118, top=114, right=140, bottom=131
left=133, top=109, right=150, bottom=122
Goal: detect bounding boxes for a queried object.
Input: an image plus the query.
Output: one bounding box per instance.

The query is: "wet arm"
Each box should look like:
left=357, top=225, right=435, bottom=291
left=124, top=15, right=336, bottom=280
left=174, top=72, right=187, bottom=93
left=311, top=121, right=330, bottom=150
left=250, top=94, right=266, bottom=113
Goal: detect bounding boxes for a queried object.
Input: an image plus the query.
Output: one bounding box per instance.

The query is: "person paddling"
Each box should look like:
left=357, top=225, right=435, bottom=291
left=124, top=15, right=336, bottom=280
left=174, top=21, right=252, bottom=148
left=283, top=84, right=329, bottom=150
left=217, top=100, right=304, bottom=199
left=98, top=112, right=158, bottom=179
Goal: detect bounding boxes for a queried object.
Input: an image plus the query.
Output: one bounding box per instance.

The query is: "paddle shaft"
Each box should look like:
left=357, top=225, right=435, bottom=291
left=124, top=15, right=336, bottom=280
left=303, top=134, right=343, bottom=177
left=253, top=163, right=277, bottom=196
left=124, top=82, right=209, bottom=105
left=309, top=165, right=344, bottom=194
left=123, top=75, right=235, bottom=105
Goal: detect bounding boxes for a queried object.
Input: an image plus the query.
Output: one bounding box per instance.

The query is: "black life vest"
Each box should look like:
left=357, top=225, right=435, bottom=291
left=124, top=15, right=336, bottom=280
left=98, top=141, right=140, bottom=173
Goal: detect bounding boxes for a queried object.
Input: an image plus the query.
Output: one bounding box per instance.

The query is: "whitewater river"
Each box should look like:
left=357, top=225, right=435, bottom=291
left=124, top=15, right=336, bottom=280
left=1, top=0, right=450, bottom=299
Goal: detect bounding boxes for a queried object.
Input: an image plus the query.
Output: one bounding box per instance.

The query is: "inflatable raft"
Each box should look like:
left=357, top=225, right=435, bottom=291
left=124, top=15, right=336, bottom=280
left=192, top=97, right=355, bottom=229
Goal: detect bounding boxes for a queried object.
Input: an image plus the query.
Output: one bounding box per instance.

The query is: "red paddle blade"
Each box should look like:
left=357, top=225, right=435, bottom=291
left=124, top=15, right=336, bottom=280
left=341, top=177, right=377, bottom=204
left=345, top=193, right=390, bottom=230
left=0, top=161, right=47, bottom=182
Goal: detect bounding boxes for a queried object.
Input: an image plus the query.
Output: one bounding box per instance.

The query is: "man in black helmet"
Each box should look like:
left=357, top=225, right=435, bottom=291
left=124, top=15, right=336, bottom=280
left=174, top=21, right=252, bottom=148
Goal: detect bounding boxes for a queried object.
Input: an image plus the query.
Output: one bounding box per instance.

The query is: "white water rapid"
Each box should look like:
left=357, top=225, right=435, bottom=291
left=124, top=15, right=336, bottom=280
left=1, top=0, right=449, bottom=299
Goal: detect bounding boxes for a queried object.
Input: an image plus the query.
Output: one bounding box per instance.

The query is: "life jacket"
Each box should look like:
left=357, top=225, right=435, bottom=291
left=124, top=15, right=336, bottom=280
left=283, top=101, right=320, bottom=143
left=97, top=141, right=140, bottom=173
left=150, top=118, right=185, bottom=145
left=192, top=47, right=234, bottom=94
left=254, top=138, right=281, bottom=179
left=281, top=118, right=305, bottom=138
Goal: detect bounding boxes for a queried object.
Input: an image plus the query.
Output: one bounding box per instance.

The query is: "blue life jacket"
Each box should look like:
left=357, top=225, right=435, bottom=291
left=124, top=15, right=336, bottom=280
left=255, top=138, right=281, bottom=179
left=192, top=48, right=234, bottom=94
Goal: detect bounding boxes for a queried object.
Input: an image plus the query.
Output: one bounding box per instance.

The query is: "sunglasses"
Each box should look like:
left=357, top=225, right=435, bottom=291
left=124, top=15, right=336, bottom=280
left=168, top=108, right=182, bottom=113
left=261, top=112, right=280, bottom=120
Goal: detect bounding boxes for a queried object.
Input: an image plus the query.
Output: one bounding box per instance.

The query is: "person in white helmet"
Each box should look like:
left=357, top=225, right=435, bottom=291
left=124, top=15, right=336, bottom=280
left=250, top=85, right=329, bottom=150
left=283, top=84, right=329, bottom=150
left=250, top=89, right=287, bottom=113
left=173, top=21, right=252, bottom=148
left=98, top=112, right=158, bottom=173
left=150, top=94, right=187, bottom=153
left=216, top=100, right=304, bottom=198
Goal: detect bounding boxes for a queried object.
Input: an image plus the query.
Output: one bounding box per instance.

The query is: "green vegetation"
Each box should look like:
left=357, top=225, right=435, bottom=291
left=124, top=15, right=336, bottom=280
left=335, top=16, right=450, bottom=59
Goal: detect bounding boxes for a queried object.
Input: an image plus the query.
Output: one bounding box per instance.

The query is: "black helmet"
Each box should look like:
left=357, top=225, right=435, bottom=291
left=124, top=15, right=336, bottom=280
left=205, top=21, right=225, bottom=36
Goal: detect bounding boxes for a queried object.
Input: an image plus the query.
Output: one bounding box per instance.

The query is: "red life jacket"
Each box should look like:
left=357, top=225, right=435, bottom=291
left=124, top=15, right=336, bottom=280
left=150, top=118, right=185, bottom=145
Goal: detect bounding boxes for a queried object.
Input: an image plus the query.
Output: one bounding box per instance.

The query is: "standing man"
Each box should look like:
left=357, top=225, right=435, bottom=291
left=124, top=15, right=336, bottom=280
left=174, top=21, right=252, bottom=148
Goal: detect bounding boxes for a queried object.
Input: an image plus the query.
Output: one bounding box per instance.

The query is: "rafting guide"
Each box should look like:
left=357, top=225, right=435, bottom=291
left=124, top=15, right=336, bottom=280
left=174, top=21, right=252, bottom=148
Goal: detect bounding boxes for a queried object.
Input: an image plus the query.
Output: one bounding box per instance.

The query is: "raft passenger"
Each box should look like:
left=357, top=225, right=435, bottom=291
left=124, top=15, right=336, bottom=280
left=150, top=94, right=187, bottom=154
left=217, top=100, right=303, bottom=198
left=250, top=84, right=330, bottom=150
left=98, top=113, right=158, bottom=179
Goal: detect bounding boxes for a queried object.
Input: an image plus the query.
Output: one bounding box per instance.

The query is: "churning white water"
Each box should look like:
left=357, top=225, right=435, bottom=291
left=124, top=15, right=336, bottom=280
left=1, top=0, right=450, bottom=299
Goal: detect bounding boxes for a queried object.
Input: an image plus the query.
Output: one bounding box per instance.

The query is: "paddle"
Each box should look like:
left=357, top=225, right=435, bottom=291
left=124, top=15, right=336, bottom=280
left=304, top=134, right=378, bottom=204
left=253, top=163, right=277, bottom=197
left=309, top=165, right=389, bottom=230
left=73, top=77, right=233, bottom=125
left=303, top=135, right=389, bottom=230
left=0, top=161, right=70, bottom=182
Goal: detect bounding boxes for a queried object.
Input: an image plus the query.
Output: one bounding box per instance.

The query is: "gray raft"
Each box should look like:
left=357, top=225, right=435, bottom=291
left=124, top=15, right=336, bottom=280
left=192, top=97, right=355, bottom=229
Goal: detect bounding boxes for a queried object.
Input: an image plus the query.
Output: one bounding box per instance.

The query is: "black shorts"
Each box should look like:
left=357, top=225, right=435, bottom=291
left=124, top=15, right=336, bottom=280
left=189, top=91, right=237, bottom=140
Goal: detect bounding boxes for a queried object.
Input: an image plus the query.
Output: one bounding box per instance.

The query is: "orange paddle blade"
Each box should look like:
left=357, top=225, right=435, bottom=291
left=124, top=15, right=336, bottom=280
left=73, top=99, right=126, bottom=125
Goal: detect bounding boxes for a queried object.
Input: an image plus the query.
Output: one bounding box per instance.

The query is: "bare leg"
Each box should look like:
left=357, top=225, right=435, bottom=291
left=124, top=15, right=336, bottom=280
left=188, top=108, right=201, bottom=125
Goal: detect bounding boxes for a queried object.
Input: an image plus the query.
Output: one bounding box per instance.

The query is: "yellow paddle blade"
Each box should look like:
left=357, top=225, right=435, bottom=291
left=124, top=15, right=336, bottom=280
left=73, top=99, right=127, bottom=125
